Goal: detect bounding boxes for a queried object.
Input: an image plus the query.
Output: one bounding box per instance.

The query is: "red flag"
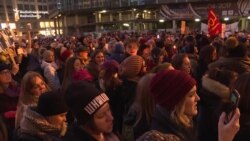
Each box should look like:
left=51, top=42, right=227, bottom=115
left=208, top=7, right=222, bottom=36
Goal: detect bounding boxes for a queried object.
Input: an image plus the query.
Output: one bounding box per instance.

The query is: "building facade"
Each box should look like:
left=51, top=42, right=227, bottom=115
left=53, top=0, right=250, bottom=35
left=0, top=0, right=58, bottom=36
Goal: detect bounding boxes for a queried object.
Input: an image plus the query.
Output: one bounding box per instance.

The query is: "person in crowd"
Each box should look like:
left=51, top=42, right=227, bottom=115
left=209, top=36, right=250, bottom=74
left=231, top=72, right=250, bottom=141
left=163, top=35, right=176, bottom=61
left=41, top=50, right=60, bottom=90
left=0, top=63, right=20, bottom=141
left=146, top=47, right=166, bottom=72
left=15, top=71, right=50, bottom=128
left=196, top=45, right=217, bottom=92
left=118, top=55, right=146, bottom=135
left=97, top=60, right=123, bottom=135
left=180, top=35, right=199, bottom=77
left=126, top=73, right=155, bottom=139
left=171, top=53, right=192, bottom=75
left=137, top=70, right=240, bottom=141
left=64, top=81, right=119, bottom=141
left=86, top=50, right=105, bottom=82
left=119, top=55, right=146, bottom=111
left=107, top=43, right=125, bottom=64
left=16, top=90, right=68, bottom=141
left=138, top=44, right=151, bottom=62
left=75, top=45, right=90, bottom=68
left=124, top=38, right=139, bottom=58
left=57, top=47, right=73, bottom=84
left=25, top=39, right=44, bottom=76
left=197, top=68, right=238, bottom=141
left=61, top=57, right=84, bottom=93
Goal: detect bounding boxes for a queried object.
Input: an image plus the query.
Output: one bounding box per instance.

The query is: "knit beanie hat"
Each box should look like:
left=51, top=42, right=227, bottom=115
left=120, top=55, right=144, bottom=78
left=37, top=90, right=68, bottom=117
left=72, top=69, right=93, bottom=82
left=101, top=60, right=119, bottom=75
left=65, top=81, right=109, bottom=125
left=60, top=50, right=72, bottom=63
left=150, top=70, right=196, bottom=111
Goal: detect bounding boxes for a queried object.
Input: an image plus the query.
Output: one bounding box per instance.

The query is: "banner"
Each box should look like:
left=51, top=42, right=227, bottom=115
left=208, top=7, right=222, bottom=36
left=201, top=22, right=239, bottom=37
left=0, top=30, right=12, bottom=52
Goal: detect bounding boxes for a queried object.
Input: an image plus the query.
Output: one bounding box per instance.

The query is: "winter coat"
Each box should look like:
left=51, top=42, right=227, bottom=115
left=0, top=83, right=20, bottom=140
left=63, top=123, right=119, bottom=141
left=41, top=61, right=60, bottom=90
left=0, top=116, right=7, bottom=141
left=16, top=106, right=64, bottom=141
left=197, top=75, right=230, bottom=141
left=125, top=107, right=151, bottom=140
left=233, top=113, right=250, bottom=141
left=208, top=57, right=250, bottom=75
left=0, top=82, right=20, bottom=131
left=140, top=105, right=197, bottom=141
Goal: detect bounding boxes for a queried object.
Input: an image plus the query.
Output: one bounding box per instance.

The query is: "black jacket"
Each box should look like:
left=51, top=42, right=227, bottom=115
left=63, top=123, right=119, bottom=141
left=151, top=106, right=197, bottom=141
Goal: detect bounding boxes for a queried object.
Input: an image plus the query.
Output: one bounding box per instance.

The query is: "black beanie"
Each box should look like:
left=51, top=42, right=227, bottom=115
left=37, top=90, right=68, bottom=117
left=65, top=81, right=109, bottom=125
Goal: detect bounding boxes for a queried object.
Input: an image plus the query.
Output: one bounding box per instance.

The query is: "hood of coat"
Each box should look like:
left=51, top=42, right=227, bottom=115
left=202, top=75, right=230, bottom=100
left=20, top=106, right=63, bottom=138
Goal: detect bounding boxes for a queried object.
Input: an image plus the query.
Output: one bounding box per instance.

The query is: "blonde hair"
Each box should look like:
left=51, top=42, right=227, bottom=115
left=19, top=71, right=50, bottom=105
left=170, top=98, right=192, bottom=128
left=129, top=73, right=156, bottom=127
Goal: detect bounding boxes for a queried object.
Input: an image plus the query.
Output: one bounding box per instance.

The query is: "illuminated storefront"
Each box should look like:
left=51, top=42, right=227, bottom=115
left=56, top=0, right=249, bottom=35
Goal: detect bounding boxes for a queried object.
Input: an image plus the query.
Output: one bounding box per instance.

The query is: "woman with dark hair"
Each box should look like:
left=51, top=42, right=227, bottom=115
left=61, top=56, right=93, bottom=92
left=86, top=50, right=105, bottom=82
left=146, top=47, right=166, bottom=72
left=196, top=45, right=217, bottom=91
left=171, top=53, right=192, bottom=75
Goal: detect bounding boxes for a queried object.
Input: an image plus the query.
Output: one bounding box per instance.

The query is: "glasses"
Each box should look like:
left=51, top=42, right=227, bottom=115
left=0, top=70, right=11, bottom=75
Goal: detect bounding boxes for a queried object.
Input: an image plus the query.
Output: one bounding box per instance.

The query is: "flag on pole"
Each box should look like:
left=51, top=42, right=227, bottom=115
left=208, top=7, right=222, bottom=36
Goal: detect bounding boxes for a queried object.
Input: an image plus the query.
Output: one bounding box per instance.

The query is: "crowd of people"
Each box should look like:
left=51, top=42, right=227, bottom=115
left=0, top=30, right=249, bottom=141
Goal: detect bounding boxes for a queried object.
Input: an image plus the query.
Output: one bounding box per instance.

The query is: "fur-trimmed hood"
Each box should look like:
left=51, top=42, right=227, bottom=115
left=20, top=106, right=66, bottom=139
left=202, top=75, right=230, bottom=99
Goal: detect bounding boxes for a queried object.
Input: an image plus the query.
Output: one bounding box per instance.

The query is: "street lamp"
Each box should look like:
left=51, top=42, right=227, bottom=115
left=159, top=19, right=164, bottom=23
left=224, top=17, right=229, bottom=21
left=195, top=18, right=200, bottom=22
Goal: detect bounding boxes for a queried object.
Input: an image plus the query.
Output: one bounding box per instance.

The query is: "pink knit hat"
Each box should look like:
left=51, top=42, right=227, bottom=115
left=72, top=70, right=93, bottom=82
left=150, top=70, right=196, bottom=111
